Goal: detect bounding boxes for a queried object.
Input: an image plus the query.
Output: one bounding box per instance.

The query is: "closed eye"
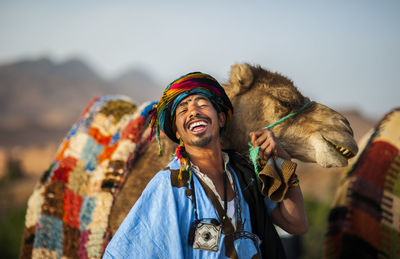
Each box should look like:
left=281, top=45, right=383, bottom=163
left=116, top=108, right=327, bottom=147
left=178, top=108, right=187, bottom=114
left=197, top=100, right=209, bottom=108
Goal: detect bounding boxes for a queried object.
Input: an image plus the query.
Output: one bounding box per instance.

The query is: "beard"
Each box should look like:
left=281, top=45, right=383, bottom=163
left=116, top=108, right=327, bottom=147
left=190, top=134, right=213, bottom=147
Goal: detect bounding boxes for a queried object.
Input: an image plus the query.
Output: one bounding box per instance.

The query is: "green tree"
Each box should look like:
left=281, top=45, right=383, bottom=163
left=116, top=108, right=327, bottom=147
left=2, top=157, right=24, bottom=182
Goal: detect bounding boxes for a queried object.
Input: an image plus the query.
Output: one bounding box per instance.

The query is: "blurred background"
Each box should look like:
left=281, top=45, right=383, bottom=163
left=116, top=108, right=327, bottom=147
left=0, top=1, right=399, bottom=258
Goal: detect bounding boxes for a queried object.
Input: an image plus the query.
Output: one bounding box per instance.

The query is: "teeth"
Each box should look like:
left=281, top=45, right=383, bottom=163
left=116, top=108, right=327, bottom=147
left=323, top=136, right=354, bottom=159
left=189, top=121, right=207, bottom=130
left=335, top=146, right=354, bottom=158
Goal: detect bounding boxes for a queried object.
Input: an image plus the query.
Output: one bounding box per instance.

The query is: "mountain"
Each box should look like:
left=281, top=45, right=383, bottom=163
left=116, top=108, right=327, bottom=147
left=0, top=57, right=105, bottom=129
left=111, top=67, right=162, bottom=103
left=0, top=57, right=161, bottom=146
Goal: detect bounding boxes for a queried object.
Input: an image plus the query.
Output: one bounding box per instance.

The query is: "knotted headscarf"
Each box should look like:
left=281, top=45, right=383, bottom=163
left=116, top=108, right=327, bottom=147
left=149, top=72, right=233, bottom=179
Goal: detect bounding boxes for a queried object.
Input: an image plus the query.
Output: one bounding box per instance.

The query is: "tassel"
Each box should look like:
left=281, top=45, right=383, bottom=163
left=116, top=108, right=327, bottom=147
left=176, top=141, right=190, bottom=180
left=249, top=142, right=260, bottom=174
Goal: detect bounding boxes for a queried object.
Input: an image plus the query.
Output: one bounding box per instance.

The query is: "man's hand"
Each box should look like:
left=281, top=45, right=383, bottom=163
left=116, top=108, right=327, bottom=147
left=250, top=129, right=308, bottom=235
left=249, top=129, right=291, bottom=160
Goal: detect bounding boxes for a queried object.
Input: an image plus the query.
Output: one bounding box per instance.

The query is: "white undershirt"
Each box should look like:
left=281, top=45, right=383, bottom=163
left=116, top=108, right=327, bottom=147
left=190, top=152, right=237, bottom=229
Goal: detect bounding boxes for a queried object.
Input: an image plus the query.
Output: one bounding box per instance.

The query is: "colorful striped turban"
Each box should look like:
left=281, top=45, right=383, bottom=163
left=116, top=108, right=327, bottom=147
left=149, top=72, right=233, bottom=149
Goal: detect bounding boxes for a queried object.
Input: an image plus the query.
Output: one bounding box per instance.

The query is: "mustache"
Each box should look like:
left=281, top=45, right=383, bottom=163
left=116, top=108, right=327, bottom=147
left=185, top=115, right=211, bottom=129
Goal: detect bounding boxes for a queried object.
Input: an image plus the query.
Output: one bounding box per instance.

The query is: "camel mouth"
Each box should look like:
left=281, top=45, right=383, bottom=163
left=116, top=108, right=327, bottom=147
left=322, top=135, right=356, bottom=159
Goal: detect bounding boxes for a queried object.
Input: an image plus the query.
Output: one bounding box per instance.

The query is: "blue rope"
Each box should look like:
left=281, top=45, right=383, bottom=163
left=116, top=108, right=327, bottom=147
left=248, top=101, right=312, bottom=175
left=264, top=101, right=312, bottom=129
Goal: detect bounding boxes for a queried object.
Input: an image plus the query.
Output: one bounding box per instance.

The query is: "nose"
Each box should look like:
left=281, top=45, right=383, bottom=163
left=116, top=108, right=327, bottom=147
left=340, top=117, right=354, bottom=136
left=188, top=103, right=200, bottom=118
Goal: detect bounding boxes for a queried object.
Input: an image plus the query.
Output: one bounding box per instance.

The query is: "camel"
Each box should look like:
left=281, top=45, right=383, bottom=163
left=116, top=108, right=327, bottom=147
left=324, top=107, right=400, bottom=258
left=20, top=63, right=358, bottom=258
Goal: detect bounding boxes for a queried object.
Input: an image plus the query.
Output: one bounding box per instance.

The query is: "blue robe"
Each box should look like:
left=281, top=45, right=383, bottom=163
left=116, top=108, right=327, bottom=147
left=104, top=157, right=276, bottom=258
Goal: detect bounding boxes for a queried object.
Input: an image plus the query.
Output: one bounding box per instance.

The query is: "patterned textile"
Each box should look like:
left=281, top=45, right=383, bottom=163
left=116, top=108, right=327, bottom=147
left=20, top=95, right=155, bottom=259
left=258, top=158, right=297, bottom=202
left=324, top=107, right=400, bottom=258
left=149, top=72, right=233, bottom=145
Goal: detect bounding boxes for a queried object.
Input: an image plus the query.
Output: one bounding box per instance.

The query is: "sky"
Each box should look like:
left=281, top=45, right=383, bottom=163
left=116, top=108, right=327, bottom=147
left=1, top=0, right=399, bottom=119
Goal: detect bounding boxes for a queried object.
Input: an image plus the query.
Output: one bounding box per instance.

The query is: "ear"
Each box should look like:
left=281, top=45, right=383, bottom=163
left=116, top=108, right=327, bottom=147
left=218, top=112, right=226, bottom=128
left=228, top=63, right=254, bottom=96
left=175, top=130, right=181, bottom=140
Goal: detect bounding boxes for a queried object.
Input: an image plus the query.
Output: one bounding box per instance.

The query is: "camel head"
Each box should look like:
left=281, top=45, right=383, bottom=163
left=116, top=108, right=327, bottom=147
left=222, top=63, right=358, bottom=168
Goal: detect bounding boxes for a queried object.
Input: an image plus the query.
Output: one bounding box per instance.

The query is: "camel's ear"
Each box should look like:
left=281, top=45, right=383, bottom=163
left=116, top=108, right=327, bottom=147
left=229, top=63, right=254, bottom=95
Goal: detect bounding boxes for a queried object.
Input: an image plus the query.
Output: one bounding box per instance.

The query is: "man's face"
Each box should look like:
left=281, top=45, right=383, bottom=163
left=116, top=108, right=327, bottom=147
left=174, top=94, right=225, bottom=148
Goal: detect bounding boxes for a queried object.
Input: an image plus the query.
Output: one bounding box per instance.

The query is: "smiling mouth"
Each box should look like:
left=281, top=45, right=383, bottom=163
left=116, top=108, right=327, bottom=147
left=187, top=119, right=209, bottom=134
left=322, top=136, right=355, bottom=159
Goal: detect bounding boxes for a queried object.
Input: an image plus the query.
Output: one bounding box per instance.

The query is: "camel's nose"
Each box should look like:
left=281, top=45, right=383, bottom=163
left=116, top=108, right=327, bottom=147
left=339, top=116, right=354, bottom=136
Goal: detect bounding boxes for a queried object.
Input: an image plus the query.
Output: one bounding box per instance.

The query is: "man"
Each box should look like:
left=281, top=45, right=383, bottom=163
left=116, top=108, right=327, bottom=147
left=104, top=72, right=307, bottom=258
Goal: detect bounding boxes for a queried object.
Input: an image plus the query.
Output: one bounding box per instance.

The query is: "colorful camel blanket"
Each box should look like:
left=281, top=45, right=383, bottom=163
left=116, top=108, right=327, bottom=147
left=324, top=107, right=400, bottom=258
left=20, top=96, right=155, bottom=259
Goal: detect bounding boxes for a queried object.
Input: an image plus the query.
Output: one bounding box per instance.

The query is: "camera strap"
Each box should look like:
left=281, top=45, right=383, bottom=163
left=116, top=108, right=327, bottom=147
left=193, top=170, right=236, bottom=234
left=188, top=168, right=228, bottom=249
left=194, top=170, right=241, bottom=257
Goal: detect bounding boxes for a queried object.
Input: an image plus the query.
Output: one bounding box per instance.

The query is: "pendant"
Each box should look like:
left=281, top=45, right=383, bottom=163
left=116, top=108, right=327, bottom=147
left=192, top=222, right=221, bottom=252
